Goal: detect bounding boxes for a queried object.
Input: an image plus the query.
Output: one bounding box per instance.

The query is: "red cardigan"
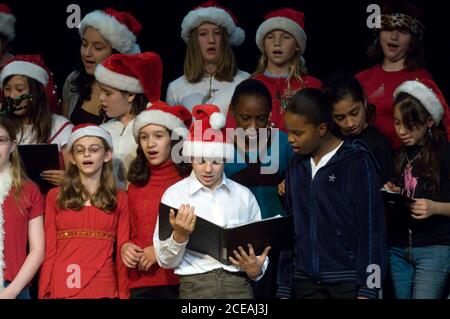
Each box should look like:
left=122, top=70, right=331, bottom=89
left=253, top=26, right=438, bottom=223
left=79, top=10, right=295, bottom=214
left=127, top=160, right=182, bottom=289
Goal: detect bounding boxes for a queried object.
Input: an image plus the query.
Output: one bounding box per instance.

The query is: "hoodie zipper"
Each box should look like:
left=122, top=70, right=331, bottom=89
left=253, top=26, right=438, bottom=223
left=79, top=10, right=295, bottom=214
left=310, top=176, right=320, bottom=282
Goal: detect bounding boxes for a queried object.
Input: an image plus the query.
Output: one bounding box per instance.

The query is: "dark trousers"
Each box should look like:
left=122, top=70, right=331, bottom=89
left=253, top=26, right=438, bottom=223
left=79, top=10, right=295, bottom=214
left=130, top=285, right=179, bottom=299
left=294, top=276, right=357, bottom=299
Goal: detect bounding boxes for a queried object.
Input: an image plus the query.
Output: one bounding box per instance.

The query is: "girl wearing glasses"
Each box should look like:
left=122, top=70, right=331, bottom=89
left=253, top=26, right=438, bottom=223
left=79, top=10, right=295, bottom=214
left=0, top=117, right=44, bottom=299
left=38, top=124, right=130, bottom=299
left=166, top=1, right=249, bottom=114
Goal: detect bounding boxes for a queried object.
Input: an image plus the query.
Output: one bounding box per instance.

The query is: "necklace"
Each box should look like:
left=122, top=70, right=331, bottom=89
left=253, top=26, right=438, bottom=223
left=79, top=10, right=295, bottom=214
left=202, top=72, right=215, bottom=104
left=405, top=149, right=423, bottom=169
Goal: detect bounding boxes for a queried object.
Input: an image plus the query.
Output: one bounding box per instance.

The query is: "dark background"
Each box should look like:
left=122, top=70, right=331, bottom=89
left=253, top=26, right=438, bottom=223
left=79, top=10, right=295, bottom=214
left=3, top=0, right=449, bottom=102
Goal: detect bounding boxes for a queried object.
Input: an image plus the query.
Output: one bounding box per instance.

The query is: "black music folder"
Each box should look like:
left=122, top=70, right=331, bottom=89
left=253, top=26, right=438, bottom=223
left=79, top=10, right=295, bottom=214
left=159, top=202, right=294, bottom=265
left=17, top=144, right=60, bottom=194
left=381, top=188, right=415, bottom=207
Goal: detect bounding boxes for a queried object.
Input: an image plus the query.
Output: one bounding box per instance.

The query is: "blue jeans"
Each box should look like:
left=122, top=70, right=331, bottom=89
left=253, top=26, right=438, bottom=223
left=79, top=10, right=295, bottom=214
left=388, top=246, right=450, bottom=299
left=3, top=281, right=31, bottom=299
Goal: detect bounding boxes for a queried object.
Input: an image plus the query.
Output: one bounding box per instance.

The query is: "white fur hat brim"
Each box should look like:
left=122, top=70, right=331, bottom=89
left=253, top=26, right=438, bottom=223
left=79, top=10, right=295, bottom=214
left=133, top=109, right=189, bottom=141
left=256, top=17, right=307, bottom=54
left=394, top=81, right=444, bottom=125
left=1, top=61, right=48, bottom=86
left=95, top=64, right=143, bottom=93
left=67, top=126, right=113, bottom=151
left=181, top=7, right=245, bottom=46
left=0, top=12, right=15, bottom=41
left=79, top=10, right=140, bottom=54
left=182, top=141, right=234, bottom=161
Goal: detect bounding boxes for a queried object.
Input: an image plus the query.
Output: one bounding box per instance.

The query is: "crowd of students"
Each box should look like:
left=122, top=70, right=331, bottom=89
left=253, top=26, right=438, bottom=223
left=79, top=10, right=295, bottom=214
left=0, top=0, right=449, bottom=299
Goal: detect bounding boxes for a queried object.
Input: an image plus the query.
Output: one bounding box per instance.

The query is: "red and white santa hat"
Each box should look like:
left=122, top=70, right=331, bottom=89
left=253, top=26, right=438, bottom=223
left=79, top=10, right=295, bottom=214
left=256, top=8, right=307, bottom=54
left=79, top=8, right=141, bottom=54
left=0, top=54, right=60, bottom=112
left=181, top=0, right=245, bottom=46
left=183, top=104, right=234, bottom=161
left=394, top=79, right=450, bottom=137
left=1, top=54, right=49, bottom=86
left=133, top=101, right=192, bottom=141
left=0, top=4, right=15, bottom=41
left=67, top=123, right=113, bottom=151
left=95, top=52, right=162, bottom=103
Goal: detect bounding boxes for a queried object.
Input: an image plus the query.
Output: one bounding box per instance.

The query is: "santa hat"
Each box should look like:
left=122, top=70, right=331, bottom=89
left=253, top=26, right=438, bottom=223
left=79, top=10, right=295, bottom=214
left=256, top=8, right=307, bottom=54
left=394, top=79, right=450, bottom=136
left=67, top=123, right=113, bottom=151
left=133, top=101, right=192, bottom=141
left=1, top=55, right=49, bottom=86
left=181, top=0, right=245, bottom=46
left=0, top=55, right=60, bottom=112
left=95, top=52, right=162, bottom=103
left=183, top=104, right=234, bottom=161
left=79, top=8, right=141, bottom=54
left=0, top=4, right=15, bottom=41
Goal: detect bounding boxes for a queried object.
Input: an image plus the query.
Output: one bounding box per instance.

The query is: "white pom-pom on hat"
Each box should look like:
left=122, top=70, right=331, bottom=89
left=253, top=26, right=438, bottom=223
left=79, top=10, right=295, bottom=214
left=209, top=112, right=226, bottom=130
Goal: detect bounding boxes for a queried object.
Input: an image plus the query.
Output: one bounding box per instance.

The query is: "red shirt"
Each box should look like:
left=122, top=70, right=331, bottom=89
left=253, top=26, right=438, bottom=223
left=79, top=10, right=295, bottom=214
left=3, top=180, right=43, bottom=282
left=127, top=160, right=182, bottom=289
left=356, top=65, right=433, bottom=149
left=226, top=73, right=322, bottom=131
left=38, top=188, right=130, bottom=299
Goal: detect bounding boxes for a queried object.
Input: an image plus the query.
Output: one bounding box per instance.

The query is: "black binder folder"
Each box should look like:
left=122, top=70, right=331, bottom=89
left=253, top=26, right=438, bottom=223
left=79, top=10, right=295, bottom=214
left=17, top=144, right=60, bottom=194
left=159, top=203, right=294, bottom=265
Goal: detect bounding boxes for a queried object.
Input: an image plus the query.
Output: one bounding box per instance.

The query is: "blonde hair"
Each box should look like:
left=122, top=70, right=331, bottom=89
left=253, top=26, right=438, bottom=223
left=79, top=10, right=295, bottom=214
left=184, top=26, right=237, bottom=83
left=57, top=137, right=117, bottom=212
left=0, top=117, right=28, bottom=198
left=253, top=39, right=309, bottom=92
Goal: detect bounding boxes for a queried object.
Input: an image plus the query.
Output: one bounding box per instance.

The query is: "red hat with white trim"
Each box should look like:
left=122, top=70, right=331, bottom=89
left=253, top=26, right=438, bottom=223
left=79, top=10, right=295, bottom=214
left=183, top=104, right=233, bottom=160
left=67, top=123, right=113, bottom=150
left=0, top=4, right=15, bottom=41
left=95, top=52, right=162, bottom=103
left=132, top=101, right=192, bottom=141
left=79, top=8, right=142, bottom=54
left=256, top=8, right=307, bottom=54
left=181, top=0, right=245, bottom=46
left=0, top=54, right=60, bottom=112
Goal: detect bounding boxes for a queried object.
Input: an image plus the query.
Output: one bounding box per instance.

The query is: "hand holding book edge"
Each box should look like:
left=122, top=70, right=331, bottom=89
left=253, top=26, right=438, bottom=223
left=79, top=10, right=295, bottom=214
left=229, top=244, right=271, bottom=280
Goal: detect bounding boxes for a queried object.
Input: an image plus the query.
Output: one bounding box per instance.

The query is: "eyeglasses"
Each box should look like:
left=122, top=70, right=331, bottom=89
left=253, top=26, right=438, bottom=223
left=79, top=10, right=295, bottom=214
left=0, top=136, right=11, bottom=144
left=73, top=145, right=104, bottom=156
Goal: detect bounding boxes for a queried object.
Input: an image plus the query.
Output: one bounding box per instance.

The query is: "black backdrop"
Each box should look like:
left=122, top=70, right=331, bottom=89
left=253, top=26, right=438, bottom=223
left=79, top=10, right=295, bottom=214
left=3, top=0, right=449, bottom=102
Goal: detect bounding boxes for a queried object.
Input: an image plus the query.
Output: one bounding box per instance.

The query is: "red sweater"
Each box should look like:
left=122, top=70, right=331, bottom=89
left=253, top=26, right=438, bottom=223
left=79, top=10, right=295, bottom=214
left=356, top=65, right=434, bottom=149
left=226, top=73, right=322, bottom=131
left=127, top=160, right=182, bottom=289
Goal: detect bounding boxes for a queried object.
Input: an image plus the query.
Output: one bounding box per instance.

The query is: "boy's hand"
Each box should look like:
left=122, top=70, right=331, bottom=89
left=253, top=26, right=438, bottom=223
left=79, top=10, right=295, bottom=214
left=229, top=244, right=271, bottom=280
left=138, top=246, right=157, bottom=271
left=121, top=242, right=144, bottom=268
left=170, top=204, right=196, bottom=244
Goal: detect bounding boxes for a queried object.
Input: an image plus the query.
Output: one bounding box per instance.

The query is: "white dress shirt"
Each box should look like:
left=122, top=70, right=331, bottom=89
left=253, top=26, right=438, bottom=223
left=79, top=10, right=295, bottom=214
left=154, top=171, right=268, bottom=280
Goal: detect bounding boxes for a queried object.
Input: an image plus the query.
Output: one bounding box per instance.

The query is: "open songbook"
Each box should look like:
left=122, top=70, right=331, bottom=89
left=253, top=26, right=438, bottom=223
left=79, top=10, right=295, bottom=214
left=158, top=203, right=294, bottom=265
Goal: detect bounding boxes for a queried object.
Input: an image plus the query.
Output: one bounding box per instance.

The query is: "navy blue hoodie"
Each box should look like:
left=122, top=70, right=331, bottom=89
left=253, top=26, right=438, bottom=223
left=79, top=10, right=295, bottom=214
left=277, top=139, right=387, bottom=299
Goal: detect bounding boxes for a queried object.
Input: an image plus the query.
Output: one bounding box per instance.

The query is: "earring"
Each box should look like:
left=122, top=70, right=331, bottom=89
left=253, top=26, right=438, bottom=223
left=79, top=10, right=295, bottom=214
left=428, top=127, right=432, bottom=137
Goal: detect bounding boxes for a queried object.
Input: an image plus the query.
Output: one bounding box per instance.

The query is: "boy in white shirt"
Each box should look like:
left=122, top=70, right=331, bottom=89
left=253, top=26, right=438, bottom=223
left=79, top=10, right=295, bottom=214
left=154, top=104, right=270, bottom=299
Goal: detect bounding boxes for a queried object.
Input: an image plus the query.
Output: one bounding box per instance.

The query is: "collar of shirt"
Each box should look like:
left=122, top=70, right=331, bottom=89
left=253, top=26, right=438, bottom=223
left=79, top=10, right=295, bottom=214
left=188, top=171, right=231, bottom=197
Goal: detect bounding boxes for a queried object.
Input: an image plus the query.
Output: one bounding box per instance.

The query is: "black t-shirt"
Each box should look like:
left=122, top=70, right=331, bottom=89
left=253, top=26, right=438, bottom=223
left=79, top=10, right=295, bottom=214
left=387, top=141, right=450, bottom=247
left=335, top=125, right=394, bottom=184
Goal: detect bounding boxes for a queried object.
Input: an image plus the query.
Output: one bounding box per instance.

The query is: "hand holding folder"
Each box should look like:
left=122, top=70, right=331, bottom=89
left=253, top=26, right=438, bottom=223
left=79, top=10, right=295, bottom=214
left=159, top=203, right=294, bottom=265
